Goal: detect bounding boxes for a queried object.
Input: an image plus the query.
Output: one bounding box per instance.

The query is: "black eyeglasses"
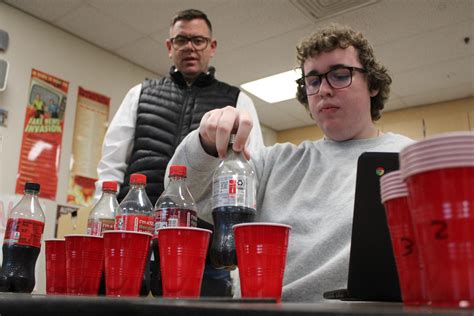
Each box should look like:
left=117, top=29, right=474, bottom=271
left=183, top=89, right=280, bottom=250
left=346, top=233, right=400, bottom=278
left=296, top=66, right=367, bottom=96
left=169, top=35, right=211, bottom=51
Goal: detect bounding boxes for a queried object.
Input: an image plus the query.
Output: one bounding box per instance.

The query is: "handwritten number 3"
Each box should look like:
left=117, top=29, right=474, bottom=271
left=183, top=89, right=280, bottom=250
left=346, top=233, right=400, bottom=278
left=401, top=237, right=414, bottom=256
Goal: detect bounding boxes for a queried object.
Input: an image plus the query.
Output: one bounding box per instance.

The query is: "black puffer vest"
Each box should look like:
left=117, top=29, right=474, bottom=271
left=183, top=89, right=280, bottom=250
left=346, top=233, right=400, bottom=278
left=118, top=67, right=240, bottom=204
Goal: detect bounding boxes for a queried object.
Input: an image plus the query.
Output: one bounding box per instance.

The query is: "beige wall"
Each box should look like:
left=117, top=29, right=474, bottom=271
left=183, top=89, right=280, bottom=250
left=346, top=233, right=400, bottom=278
left=277, top=97, right=474, bottom=144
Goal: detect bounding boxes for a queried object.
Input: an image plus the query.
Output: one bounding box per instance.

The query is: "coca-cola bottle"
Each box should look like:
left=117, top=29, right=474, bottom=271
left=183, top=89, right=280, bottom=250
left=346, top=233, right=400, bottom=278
left=210, top=134, right=256, bottom=270
left=151, top=165, right=198, bottom=296
left=87, top=181, right=118, bottom=236
left=87, top=181, right=119, bottom=295
left=115, top=173, right=154, bottom=296
left=0, top=182, right=45, bottom=293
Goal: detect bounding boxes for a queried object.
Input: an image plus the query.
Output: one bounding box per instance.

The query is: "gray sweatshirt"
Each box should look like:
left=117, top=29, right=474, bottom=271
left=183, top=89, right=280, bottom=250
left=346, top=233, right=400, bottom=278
left=167, top=130, right=414, bottom=302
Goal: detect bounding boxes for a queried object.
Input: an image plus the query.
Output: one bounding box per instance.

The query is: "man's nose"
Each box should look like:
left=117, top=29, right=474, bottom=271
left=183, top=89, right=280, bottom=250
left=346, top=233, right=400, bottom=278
left=182, top=40, right=195, bottom=51
left=317, top=76, right=333, bottom=96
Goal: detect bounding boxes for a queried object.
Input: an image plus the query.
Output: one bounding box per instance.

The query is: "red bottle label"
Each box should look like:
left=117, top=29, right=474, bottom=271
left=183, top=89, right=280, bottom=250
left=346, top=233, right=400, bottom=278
left=3, top=218, right=45, bottom=248
left=114, top=214, right=154, bottom=234
left=228, top=179, right=236, bottom=194
left=87, top=218, right=115, bottom=236
left=153, top=208, right=197, bottom=239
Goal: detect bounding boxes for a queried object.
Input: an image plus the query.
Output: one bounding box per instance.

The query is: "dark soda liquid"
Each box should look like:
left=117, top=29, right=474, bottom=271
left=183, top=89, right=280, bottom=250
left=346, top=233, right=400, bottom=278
left=0, top=244, right=40, bottom=293
left=210, top=206, right=256, bottom=270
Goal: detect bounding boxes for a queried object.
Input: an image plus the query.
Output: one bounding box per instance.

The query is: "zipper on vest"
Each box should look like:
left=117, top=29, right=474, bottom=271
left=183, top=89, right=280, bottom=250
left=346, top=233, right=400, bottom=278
left=174, top=86, right=195, bottom=149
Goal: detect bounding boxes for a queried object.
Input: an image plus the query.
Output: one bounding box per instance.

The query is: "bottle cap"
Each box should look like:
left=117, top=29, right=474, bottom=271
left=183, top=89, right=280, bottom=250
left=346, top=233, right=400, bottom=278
left=102, top=181, right=118, bottom=192
left=130, top=173, right=146, bottom=185
left=25, top=182, right=40, bottom=192
left=169, top=165, right=187, bottom=177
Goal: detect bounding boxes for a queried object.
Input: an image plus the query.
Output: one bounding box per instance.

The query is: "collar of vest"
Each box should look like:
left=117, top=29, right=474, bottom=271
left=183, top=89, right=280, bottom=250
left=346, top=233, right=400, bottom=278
left=169, top=66, right=217, bottom=87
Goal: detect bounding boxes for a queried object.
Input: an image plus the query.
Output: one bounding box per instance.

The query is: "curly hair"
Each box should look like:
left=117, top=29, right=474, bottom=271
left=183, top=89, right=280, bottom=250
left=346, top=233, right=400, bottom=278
left=296, top=24, right=391, bottom=121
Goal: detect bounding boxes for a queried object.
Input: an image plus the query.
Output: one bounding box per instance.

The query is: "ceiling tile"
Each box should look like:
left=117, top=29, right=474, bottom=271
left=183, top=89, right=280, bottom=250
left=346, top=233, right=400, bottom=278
left=329, top=0, right=474, bottom=47
left=377, top=20, right=473, bottom=75
left=86, top=0, right=222, bottom=35
left=4, top=0, right=83, bottom=22
left=56, top=4, right=143, bottom=50
left=392, top=56, right=473, bottom=97
left=206, top=0, right=312, bottom=53
left=401, top=82, right=473, bottom=107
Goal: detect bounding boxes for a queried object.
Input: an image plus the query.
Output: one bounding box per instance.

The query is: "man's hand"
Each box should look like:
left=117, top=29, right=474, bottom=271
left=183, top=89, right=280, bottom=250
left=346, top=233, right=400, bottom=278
left=199, top=106, right=253, bottom=160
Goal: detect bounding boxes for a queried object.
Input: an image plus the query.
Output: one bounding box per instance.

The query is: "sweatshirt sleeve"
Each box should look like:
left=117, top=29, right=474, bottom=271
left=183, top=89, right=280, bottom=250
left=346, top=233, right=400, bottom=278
left=166, top=130, right=221, bottom=223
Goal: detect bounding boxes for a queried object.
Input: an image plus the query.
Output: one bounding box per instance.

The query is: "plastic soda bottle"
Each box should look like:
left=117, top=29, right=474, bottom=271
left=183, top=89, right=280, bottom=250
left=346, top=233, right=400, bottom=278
left=0, top=182, right=45, bottom=293
left=114, top=173, right=154, bottom=296
left=87, top=181, right=119, bottom=295
left=87, top=181, right=118, bottom=236
left=210, top=134, right=256, bottom=270
left=114, top=173, right=154, bottom=234
left=151, top=165, right=198, bottom=296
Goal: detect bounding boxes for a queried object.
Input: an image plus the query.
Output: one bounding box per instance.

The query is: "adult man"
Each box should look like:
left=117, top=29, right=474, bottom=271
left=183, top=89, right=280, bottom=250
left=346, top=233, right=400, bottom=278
left=96, top=9, right=264, bottom=296
left=167, top=25, right=413, bottom=302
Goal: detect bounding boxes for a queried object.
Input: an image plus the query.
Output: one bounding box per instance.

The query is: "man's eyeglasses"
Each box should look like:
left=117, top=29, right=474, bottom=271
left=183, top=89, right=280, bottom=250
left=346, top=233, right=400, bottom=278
left=296, top=66, right=367, bottom=96
left=169, top=35, right=211, bottom=51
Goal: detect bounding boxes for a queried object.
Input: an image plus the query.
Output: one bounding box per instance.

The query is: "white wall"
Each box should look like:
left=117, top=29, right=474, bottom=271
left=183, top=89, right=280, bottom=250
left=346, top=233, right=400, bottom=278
left=0, top=3, right=157, bottom=293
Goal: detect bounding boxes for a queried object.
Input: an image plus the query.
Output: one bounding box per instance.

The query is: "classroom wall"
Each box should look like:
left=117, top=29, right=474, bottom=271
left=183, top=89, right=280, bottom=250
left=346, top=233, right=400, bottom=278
left=0, top=3, right=158, bottom=293
left=277, top=97, right=474, bottom=144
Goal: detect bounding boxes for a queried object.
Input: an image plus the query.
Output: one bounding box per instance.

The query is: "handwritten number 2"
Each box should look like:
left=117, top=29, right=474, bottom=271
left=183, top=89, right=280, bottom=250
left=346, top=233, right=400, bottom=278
left=431, top=220, right=448, bottom=240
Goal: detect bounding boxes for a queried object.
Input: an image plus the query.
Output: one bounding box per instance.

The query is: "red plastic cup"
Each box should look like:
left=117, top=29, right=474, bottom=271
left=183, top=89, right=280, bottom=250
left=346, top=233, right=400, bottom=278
left=65, top=234, right=104, bottom=296
left=233, top=223, right=291, bottom=302
left=158, top=227, right=211, bottom=298
left=103, top=230, right=152, bottom=297
left=381, top=171, right=426, bottom=306
left=45, top=239, right=67, bottom=295
left=400, top=132, right=474, bottom=308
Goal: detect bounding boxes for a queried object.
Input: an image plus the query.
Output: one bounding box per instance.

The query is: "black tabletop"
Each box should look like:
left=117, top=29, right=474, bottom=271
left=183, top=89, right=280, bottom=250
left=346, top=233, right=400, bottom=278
left=0, top=293, right=471, bottom=316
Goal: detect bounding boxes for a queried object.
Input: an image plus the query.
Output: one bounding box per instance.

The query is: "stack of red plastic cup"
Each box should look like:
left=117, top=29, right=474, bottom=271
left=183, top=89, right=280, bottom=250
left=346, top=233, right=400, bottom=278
left=380, top=170, right=426, bottom=306
left=400, top=131, right=474, bottom=308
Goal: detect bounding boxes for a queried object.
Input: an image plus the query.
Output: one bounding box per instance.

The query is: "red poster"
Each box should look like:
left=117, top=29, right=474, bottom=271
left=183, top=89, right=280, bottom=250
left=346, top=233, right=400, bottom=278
left=15, top=69, right=69, bottom=200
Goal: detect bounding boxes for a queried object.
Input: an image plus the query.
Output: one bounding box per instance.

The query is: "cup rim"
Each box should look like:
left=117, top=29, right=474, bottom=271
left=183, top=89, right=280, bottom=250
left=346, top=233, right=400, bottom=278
left=44, top=238, right=66, bottom=242
left=102, top=230, right=153, bottom=237
left=401, top=132, right=473, bottom=153
left=401, top=160, right=474, bottom=179
left=64, top=234, right=103, bottom=239
left=401, top=149, right=474, bottom=163
left=381, top=190, right=409, bottom=203
left=232, top=222, right=292, bottom=229
left=381, top=187, right=408, bottom=197
left=401, top=140, right=474, bottom=155
left=157, top=227, right=212, bottom=234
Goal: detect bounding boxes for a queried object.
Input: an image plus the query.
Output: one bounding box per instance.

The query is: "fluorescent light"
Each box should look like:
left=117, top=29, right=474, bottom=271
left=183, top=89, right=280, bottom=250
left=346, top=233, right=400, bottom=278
left=241, top=69, right=302, bottom=104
